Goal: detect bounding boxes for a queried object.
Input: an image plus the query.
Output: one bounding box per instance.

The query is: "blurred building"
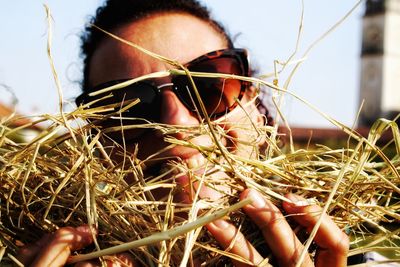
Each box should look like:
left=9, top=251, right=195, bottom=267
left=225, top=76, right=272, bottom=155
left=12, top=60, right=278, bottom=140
left=359, top=0, right=400, bottom=126
left=282, top=0, right=398, bottom=148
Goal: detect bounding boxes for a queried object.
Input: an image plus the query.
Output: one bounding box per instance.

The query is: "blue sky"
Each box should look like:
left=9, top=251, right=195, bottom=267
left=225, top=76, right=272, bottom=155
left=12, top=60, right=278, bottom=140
left=0, top=1, right=363, bottom=127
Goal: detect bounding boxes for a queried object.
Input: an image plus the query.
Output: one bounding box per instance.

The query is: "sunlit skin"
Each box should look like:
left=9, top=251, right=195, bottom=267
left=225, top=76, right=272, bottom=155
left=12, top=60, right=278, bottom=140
left=18, top=12, right=349, bottom=267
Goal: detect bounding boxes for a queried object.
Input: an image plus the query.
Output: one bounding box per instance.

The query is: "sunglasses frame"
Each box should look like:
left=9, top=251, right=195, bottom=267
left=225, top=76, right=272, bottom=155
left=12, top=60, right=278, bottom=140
left=76, top=48, right=250, bottom=121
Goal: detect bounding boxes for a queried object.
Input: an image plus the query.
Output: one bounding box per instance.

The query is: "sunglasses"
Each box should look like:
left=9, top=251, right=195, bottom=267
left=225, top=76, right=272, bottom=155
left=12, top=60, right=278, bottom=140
left=76, top=48, right=250, bottom=128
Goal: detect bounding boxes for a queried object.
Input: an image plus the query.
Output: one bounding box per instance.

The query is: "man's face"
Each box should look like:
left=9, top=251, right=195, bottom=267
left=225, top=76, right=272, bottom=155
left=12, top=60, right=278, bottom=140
left=87, top=12, right=264, bottom=203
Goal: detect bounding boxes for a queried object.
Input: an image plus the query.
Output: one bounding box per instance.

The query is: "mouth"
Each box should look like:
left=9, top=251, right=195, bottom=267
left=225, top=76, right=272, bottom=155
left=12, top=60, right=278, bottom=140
left=144, top=152, right=210, bottom=178
left=142, top=152, right=233, bottom=205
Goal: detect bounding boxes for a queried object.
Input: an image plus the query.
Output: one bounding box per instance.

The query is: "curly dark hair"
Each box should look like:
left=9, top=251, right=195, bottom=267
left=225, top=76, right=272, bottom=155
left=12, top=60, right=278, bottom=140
left=80, top=0, right=273, bottom=125
left=80, top=0, right=233, bottom=91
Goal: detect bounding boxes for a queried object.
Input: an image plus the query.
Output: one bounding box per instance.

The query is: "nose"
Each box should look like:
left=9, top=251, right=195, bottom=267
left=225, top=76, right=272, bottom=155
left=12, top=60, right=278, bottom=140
left=160, top=89, right=200, bottom=127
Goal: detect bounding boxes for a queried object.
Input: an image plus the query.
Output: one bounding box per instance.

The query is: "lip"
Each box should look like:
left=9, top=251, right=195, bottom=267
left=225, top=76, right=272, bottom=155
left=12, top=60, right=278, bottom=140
left=145, top=151, right=207, bottom=172
left=138, top=130, right=218, bottom=159
left=139, top=148, right=233, bottom=205
left=107, top=124, right=227, bottom=182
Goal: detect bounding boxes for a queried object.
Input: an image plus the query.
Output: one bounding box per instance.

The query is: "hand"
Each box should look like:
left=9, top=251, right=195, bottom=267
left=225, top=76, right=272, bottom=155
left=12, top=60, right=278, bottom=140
left=206, top=189, right=349, bottom=267
left=17, top=225, right=136, bottom=267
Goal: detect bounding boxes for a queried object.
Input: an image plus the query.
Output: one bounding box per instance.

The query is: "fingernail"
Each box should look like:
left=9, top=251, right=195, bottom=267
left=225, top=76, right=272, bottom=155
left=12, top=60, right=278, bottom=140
left=76, top=225, right=90, bottom=233
left=286, top=194, right=309, bottom=207
left=76, top=225, right=97, bottom=235
left=212, top=219, right=230, bottom=229
left=247, top=189, right=265, bottom=208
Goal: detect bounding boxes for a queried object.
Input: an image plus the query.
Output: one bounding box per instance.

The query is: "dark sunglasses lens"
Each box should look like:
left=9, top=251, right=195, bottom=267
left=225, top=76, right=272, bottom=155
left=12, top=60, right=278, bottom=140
left=118, top=83, right=160, bottom=122
left=174, top=57, right=245, bottom=117
left=80, top=81, right=160, bottom=124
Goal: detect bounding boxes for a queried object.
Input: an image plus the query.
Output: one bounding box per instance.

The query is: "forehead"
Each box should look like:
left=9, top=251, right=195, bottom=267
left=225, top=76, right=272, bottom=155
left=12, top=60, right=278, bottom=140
left=88, top=12, right=228, bottom=87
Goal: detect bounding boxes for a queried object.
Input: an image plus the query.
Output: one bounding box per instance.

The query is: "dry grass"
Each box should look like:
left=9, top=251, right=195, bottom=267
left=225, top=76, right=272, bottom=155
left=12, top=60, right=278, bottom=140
left=1, top=2, right=399, bottom=266
left=0, top=86, right=399, bottom=266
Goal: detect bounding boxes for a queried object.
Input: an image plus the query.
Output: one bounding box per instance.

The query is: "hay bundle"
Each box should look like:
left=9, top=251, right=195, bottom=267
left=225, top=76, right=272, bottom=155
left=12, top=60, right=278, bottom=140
left=0, top=96, right=399, bottom=266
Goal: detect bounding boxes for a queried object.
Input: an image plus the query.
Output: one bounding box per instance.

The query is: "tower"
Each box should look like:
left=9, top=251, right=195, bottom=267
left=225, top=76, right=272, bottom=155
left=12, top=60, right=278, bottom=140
left=359, top=0, right=400, bottom=126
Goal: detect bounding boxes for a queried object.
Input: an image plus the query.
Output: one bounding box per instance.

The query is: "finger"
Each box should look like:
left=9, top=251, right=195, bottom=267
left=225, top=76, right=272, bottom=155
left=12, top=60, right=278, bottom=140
left=103, top=253, right=137, bottom=267
left=30, top=225, right=95, bottom=267
left=206, top=219, right=263, bottom=267
left=283, top=194, right=349, bottom=267
left=74, top=253, right=137, bottom=267
left=240, top=189, right=314, bottom=267
left=17, top=233, right=53, bottom=265
left=74, top=261, right=99, bottom=267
